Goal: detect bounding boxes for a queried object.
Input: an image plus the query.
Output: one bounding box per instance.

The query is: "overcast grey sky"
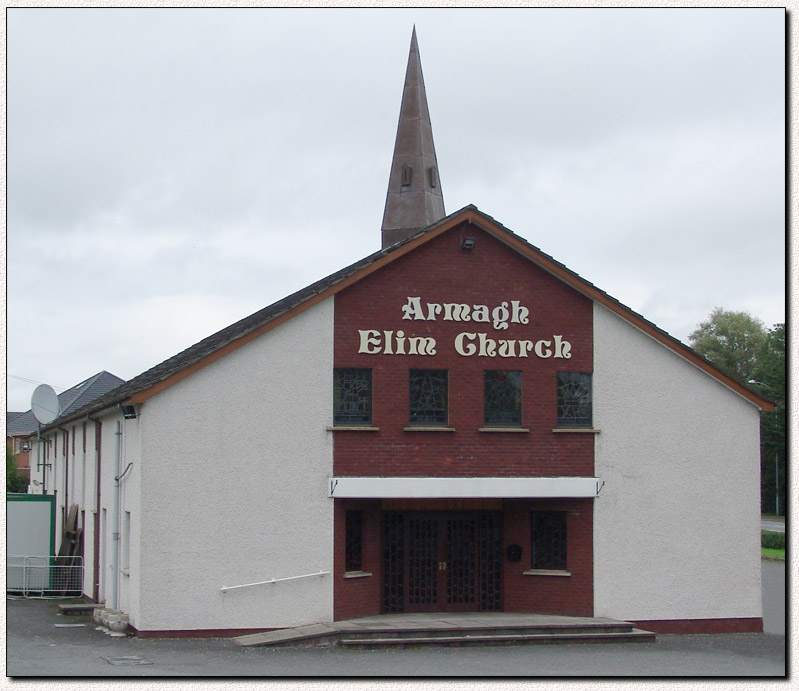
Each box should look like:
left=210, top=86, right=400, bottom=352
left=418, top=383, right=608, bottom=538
left=6, top=7, right=785, bottom=412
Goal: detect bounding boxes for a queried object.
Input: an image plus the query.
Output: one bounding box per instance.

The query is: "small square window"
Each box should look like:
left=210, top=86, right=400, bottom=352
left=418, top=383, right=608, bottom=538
left=334, top=369, right=372, bottom=425
left=122, top=511, right=132, bottom=572
left=557, top=372, right=592, bottom=427
left=484, top=371, right=522, bottom=426
left=345, top=511, right=364, bottom=572
left=409, top=370, right=448, bottom=426
left=531, top=511, right=567, bottom=570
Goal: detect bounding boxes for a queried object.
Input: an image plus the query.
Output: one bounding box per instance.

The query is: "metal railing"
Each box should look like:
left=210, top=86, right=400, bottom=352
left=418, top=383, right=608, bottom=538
left=7, top=556, right=84, bottom=597
left=220, top=570, right=330, bottom=593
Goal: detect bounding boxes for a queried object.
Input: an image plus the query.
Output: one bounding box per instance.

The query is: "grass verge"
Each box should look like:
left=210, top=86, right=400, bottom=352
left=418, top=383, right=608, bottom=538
left=762, top=547, right=785, bottom=561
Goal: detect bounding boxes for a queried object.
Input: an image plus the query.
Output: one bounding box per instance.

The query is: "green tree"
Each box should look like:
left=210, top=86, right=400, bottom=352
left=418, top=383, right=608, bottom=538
left=689, top=307, right=767, bottom=383
left=750, top=323, right=785, bottom=516
left=689, top=310, right=784, bottom=516
left=7, top=444, right=27, bottom=493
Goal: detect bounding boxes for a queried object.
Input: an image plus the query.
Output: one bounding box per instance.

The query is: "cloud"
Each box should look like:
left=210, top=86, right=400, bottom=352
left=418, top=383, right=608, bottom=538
left=6, top=8, right=784, bottom=410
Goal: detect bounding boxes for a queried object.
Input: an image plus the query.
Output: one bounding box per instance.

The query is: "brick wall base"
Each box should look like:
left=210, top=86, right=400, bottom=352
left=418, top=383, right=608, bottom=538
left=632, top=618, right=763, bottom=634
left=130, top=626, right=277, bottom=638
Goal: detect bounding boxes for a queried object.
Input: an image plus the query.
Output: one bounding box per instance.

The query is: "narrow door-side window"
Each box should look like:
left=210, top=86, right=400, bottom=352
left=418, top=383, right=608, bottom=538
left=530, top=511, right=567, bottom=570
left=345, top=511, right=364, bottom=572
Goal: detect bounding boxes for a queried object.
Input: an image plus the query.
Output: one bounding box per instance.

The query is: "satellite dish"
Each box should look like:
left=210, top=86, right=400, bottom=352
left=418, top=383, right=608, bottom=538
left=31, top=384, right=60, bottom=425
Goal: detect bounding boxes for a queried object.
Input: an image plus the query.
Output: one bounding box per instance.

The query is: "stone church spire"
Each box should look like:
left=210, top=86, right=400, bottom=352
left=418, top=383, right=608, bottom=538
left=381, top=27, right=445, bottom=248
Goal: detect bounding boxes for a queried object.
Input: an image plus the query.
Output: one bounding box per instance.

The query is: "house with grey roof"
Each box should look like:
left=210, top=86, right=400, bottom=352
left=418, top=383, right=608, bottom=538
left=8, top=371, right=124, bottom=492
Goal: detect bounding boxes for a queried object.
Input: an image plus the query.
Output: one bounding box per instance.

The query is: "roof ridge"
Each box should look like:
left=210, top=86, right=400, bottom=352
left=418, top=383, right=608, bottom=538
left=10, top=371, right=126, bottom=435
left=38, top=206, right=773, bottom=428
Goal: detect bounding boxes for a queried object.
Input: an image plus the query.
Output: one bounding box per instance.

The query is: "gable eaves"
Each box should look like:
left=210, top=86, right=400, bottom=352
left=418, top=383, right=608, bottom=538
left=58, top=204, right=773, bottom=417
left=459, top=209, right=775, bottom=412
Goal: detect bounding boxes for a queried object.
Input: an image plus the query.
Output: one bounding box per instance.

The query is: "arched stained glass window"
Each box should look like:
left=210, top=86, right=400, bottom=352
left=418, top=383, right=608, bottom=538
left=484, top=370, right=522, bottom=426
left=409, top=369, right=448, bottom=425
left=556, top=372, right=592, bottom=427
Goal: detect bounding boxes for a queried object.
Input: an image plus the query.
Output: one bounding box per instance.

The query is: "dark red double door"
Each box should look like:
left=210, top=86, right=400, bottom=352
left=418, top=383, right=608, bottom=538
left=382, top=512, right=502, bottom=613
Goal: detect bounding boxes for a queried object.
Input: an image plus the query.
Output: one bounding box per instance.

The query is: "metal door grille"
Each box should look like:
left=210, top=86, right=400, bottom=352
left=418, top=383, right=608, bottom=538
left=446, top=517, right=476, bottom=605
left=479, top=513, right=502, bottom=611
left=407, top=516, right=438, bottom=605
left=382, top=511, right=502, bottom=613
left=382, top=513, right=404, bottom=613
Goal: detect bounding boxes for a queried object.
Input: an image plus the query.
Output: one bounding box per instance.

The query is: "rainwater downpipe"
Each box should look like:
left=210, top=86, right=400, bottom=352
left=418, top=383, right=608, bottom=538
left=36, top=425, right=45, bottom=494
left=110, top=420, right=122, bottom=611
left=88, top=415, right=102, bottom=604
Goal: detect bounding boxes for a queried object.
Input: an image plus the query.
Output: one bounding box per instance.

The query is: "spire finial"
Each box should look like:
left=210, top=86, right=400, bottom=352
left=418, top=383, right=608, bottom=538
left=380, top=28, right=445, bottom=248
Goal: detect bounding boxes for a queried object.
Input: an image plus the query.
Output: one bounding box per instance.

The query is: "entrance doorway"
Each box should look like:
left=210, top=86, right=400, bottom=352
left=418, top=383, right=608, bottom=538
left=382, top=511, right=501, bottom=613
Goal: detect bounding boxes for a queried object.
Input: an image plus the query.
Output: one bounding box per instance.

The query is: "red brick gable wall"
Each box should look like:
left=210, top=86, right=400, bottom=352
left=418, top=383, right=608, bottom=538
left=333, top=222, right=594, bottom=478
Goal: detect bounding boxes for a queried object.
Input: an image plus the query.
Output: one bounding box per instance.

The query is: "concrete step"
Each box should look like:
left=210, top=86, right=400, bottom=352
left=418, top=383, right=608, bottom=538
left=58, top=603, right=103, bottom=616
left=340, top=629, right=657, bottom=648
left=337, top=622, right=636, bottom=641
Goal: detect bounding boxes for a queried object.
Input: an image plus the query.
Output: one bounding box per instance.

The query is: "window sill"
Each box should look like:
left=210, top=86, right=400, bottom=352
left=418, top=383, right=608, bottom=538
left=403, top=426, right=456, bottom=432
left=327, top=426, right=380, bottom=432
left=523, top=569, right=571, bottom=577
left=479, top=427, right=529, bottom=433
left=551, top=428, right=600, bottom=434
left=343, top=571, right=373, bottom=579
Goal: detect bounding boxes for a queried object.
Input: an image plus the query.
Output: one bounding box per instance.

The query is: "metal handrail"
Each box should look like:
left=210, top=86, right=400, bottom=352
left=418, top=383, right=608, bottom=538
left=220, top=570, right=330, bottom=593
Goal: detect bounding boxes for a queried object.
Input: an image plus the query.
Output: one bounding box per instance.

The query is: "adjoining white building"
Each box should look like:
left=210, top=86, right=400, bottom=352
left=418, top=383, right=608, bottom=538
left=27, top=30, right=772, bottom=637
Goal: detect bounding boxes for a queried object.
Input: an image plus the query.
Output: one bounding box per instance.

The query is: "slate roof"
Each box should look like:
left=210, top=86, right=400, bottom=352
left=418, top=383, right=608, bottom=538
left=38, top=240, right=402, bottom=430
left=9, top=371, right=125, bottom=437
left=39, top=205, right=774, bottom=430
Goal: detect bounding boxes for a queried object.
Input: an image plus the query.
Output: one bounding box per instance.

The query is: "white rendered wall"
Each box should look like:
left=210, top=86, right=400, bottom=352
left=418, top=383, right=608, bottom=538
left=136, top=297, right=334, bottom=632
left=31, top=431, right=66, bottom=549
left=82, top=420, right=98, bottom=600
left=593, top=304, right=763, bottom=623
left=25, top=421, right=102, bottom=600
left=95, top=411, right=142, bottom=618
left=111, top=413, right=142, bottom=624
left=27, top=438, right=45, bottom=494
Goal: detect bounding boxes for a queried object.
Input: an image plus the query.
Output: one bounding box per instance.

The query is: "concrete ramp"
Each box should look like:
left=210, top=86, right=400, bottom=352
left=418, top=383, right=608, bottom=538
left=234, top=612, right=655, bottom=648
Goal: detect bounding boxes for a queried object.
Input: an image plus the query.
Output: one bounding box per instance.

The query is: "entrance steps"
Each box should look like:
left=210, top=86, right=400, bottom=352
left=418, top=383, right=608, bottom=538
left=58, top=602, right=103, bottom=616
left=233, top=613, right=655, bottom=648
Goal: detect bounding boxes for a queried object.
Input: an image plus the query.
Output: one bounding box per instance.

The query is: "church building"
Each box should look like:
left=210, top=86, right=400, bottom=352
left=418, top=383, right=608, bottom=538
left=28, top=29, right=772, bottom=637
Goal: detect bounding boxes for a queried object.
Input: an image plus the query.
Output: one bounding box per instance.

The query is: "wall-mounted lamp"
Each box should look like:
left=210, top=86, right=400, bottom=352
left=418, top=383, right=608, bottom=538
left=462, top=237, right=476, bottom=250
left=120, top=404, right=137, bottom=420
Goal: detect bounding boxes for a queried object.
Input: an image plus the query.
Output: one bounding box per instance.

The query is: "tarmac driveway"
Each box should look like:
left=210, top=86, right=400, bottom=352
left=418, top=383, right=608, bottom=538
left=6, top=562, right=785, bottom=678
left=761, top=517, right=785, bottom=533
